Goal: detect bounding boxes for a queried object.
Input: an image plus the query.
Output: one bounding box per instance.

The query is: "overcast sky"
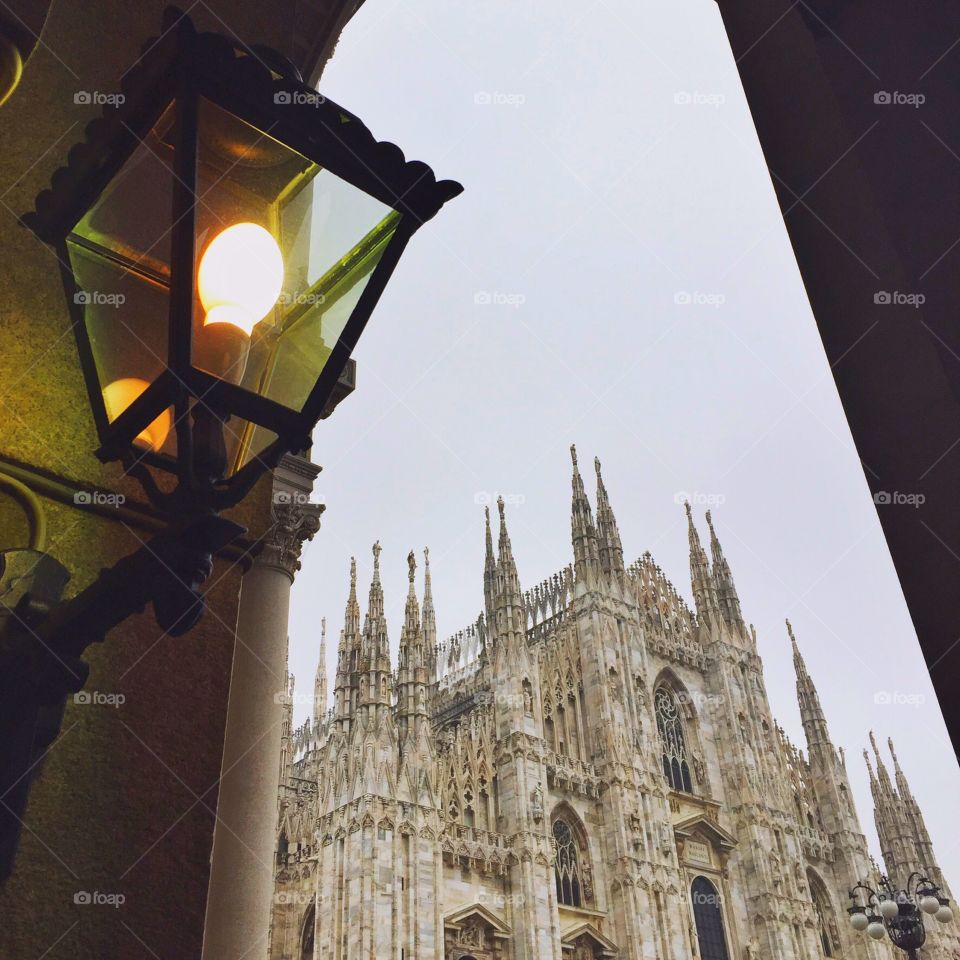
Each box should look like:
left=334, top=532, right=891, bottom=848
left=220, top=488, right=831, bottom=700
left=285, top=0, right=960, bottom=889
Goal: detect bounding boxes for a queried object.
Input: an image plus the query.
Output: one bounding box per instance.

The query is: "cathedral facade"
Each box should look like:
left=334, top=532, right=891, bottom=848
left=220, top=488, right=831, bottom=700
left=270, top=449, right=957, bottom=960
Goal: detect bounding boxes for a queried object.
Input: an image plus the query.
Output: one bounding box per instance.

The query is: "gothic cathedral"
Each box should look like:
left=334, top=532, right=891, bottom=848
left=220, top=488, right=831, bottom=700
left=270, top=448, right=957, bottom=960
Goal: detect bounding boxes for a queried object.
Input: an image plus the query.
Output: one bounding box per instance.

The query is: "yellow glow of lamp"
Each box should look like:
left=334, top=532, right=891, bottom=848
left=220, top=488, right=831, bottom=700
left=197, top=222, right=284, bottom=335
left=102, top=378, right=172, bottom=452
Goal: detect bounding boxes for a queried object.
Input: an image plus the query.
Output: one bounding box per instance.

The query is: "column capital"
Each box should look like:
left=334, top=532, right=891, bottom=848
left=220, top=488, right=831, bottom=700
left=259, top=453, right=324, bottom=580
left=259, top=501, right=323, bottom=580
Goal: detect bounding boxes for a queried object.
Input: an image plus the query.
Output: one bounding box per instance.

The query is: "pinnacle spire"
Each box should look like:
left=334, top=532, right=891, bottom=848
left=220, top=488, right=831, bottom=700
left=422, top=546, right=437, bottom=654
left=483, top=505, right=497, bottom=630
left=314, top=617, right=328, bottom=720
left=570, top=445, right=599, bottom=583
left=335, top=556, right=362, bottom=723
left=790, top=620, right=830, bottom=754
left=706, top=509, right=744, bottom=632
left=870, top=731, right=894, bottom=793
left=594, top=456, right=624, bottom=578
left=686, top=503, right=718, bottom=625
left=402, top=549, right=421, bottom=639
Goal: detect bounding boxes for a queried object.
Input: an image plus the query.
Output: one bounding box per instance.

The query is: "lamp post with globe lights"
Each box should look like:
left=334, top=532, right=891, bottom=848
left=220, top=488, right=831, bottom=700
left=848, top=874, right=954, bottom=959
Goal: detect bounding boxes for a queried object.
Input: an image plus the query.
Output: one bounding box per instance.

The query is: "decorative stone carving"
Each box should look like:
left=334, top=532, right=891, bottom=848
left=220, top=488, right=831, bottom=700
left=259, top=501, right=323, bottom=579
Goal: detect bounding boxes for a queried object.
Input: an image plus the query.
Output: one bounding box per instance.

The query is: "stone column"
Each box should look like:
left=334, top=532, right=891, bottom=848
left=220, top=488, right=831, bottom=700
left=202, top=454, right=323, bottom=960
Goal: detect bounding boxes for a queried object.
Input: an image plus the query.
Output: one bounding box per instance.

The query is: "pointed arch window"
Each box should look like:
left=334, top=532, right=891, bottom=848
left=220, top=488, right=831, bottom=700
left=300, top=902, right=316, bottom=960
left=655, top=686, right=692, bottom=792
left=808, top=871, right=837, bottom=956
left=553, top=818, right=584, bottom=907
left=691, top=877, right=730, bottom=960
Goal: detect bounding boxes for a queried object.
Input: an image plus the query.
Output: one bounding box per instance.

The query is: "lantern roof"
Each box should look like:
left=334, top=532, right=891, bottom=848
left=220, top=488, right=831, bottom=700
left=22, top=9, right=462, bottom=243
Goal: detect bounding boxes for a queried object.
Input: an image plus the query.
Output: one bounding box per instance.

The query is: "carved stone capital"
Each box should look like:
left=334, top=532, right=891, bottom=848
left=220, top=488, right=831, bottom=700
left=259, top=501, right=324, bottom=580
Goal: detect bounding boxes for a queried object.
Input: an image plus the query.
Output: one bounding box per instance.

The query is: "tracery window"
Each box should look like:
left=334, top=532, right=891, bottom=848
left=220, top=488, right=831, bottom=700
left=553, top=818, right=584, bottom=907
left=809, top=871, right=836, bottom=957
left=655, top=686, right=692, bottom=792
left=691, top=877, right=730, bottom=960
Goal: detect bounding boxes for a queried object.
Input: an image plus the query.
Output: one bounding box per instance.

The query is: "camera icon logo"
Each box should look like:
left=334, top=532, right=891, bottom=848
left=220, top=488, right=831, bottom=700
left=74, top=91, right=91, bottom=105
left=874, top=91, right=892, bottom=104
left=274, top=91, right=292, bottom=105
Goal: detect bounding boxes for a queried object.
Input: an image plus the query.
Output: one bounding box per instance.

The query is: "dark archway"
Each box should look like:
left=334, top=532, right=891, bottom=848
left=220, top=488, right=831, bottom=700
left=300, top=902, right=315, bottom=960
left=691, top=877, right=730, bottom=960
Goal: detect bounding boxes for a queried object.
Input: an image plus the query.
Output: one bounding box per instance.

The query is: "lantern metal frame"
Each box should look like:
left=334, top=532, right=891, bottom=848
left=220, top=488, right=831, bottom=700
left=21, top=7, right=462, bottom=510
left=2, top=8, right=461, bottom=880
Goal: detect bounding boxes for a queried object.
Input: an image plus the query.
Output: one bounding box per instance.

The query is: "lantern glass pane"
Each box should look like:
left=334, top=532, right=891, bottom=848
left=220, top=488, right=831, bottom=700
left=67, top=101, right=177, bottom=456
left=191, top=98, right=401, bottom=424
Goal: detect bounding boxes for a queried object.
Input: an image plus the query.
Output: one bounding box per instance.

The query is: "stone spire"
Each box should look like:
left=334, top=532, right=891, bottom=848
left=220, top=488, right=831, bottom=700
left=334, top=557, right=361, bottom=728
left=686, top=502, right=718, bottom=625
left=421, top=546, right=437, bottom=679
left=594, top=456, right=624, bottom=580
left=313, top=617, right=328, bottom=723
left=570, top=445, right=599, bottom=585
left=396, top=549, right=431, bottom=742
left=356, top=542, right=392, bottom=716
left=789, top=619, right=830, bottom=752
left=874, top=736, right=948, bottom=894
left=706, top=510, right=744, bottom=634
left=487, top=495, right=527, bottom=660
left=870, top=730, right=895, bottom=795
left=483, top=505, right=497, bottom=630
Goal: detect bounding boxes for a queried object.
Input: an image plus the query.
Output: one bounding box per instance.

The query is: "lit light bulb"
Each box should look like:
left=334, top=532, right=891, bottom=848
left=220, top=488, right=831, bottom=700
left=102, top=378, right=172, bottom=452
left=197, top=222, right=283, bottom=335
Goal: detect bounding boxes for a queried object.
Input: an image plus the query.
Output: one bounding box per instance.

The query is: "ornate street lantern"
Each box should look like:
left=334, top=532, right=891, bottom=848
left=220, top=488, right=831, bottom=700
left=2, top=8, right=460, bottom=879
left=22, top=8, right=461, bottom=510
left=849, top=874, right=954, bottom=959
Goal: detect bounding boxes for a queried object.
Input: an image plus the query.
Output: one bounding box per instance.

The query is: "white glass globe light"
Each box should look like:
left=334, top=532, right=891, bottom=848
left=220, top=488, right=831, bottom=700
left=867, top=921, right=887, bottom=940
left=879, top=899, right=900, bottom=920
left=851, top=911, right=869, bottom=931
left=921, top=895, right=941, bottom=915
left=198, top=222, right=284, bottom=336
left=936, top=905, right=954, bottom=924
